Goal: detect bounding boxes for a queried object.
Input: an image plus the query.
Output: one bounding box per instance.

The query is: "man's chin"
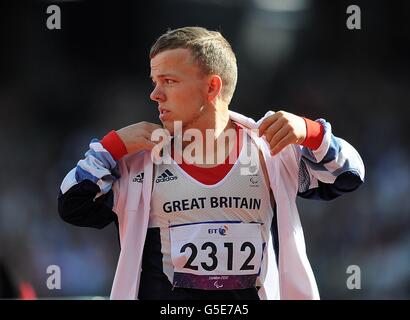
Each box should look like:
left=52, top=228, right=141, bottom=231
left=164, top=118, right=187, bottom=133
left=162, top=121, right=175, bottom=135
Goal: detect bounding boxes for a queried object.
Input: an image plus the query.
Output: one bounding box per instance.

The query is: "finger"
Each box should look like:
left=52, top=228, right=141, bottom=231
left=269, top=126, right=289, bottom=150
left=264, top=117, right=286, bottom=142
left=139, top=138, right=158, bottom=151
left=141, top=130, right=153, bottom=141
left=145, top=123, right=163, bottom=133
left=271, top=132, right=294, bottom=156
left=146, top=128, right=170, bottom=143
left=258, top=114, right=280, bottom=137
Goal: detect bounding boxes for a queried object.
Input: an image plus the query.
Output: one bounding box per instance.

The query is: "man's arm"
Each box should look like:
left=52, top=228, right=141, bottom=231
left=58, top=122, right=162, bottom=228
left=258, top=111, right=364, bottom=200
left=58, top=135, right=123, bottom=228
left=296, top=119, right=364, bottom=200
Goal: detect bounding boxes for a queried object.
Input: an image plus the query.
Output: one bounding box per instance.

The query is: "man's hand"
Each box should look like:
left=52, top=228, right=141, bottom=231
left=116, top=122, right=163, bottom=154
left=258, top=111, right=306, bottom=156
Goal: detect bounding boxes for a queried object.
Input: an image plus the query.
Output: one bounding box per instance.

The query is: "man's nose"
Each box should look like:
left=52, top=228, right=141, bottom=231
left=150, top=85, right=165, bottom=102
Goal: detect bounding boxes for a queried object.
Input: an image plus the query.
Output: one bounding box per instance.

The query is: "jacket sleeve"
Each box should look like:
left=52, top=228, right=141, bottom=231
left=58, top=139, right=120, bottom=229
left=296, top=119, right=365, bottom=200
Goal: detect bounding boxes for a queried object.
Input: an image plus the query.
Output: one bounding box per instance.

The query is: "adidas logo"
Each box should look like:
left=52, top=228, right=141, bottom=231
left=155, top=169, right=177, bottom=183
left=132, top=172, right=144, bottom=183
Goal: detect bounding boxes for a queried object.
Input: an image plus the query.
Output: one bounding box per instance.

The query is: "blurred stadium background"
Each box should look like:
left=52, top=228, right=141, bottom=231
left=0, top=0, right=409, bottom=299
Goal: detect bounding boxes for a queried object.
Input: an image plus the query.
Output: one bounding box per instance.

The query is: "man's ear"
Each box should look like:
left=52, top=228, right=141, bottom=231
left=207, top=75, right=223, bottom=102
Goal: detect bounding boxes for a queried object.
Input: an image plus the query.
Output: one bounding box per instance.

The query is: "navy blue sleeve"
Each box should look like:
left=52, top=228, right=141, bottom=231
left=58, top=179, right=117, bottom=229
left=296, top=119, right=365, bottom=201
left=58, top=139, right=121, bottom=229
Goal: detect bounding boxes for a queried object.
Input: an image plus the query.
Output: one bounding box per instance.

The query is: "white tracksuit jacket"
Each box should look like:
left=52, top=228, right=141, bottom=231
left=59, top=110, right=365, bottom=300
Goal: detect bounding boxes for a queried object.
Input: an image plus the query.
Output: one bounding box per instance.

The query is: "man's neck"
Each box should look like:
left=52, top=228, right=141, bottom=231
left=178, top=104, right=237, bottom=167
left=187, top=102, right=230, bottom=132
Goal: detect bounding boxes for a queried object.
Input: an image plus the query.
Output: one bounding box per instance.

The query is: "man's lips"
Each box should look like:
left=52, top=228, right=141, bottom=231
left=159, top=107, right=171, bottom=120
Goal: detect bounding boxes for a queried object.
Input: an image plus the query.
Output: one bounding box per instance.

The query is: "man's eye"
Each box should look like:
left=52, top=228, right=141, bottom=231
left=165, top=79, right=175, bottom=84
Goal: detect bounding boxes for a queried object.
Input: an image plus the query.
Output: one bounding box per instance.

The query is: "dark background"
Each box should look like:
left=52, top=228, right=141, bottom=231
left=0, top=0, right=409, bottom=299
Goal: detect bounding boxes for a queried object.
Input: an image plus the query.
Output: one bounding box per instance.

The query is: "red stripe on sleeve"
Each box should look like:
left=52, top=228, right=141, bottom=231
left=100, top=130, right=128, bottom=160
left=301, top=118, right=324, bottom=150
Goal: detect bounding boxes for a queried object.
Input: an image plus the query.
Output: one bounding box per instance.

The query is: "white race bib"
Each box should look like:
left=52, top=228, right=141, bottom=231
left=169, top=222, right=264, bottom=290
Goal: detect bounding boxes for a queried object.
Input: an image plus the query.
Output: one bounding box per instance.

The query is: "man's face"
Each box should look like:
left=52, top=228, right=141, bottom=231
left=150, top=48, right=208, bottom=134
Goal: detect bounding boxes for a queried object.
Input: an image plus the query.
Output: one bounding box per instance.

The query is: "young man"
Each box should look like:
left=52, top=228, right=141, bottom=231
left=58, top=27, right=364, bottom=300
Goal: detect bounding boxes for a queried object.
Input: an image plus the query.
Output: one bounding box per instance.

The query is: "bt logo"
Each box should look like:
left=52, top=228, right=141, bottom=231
left=208, top=225, right=228, bottom=236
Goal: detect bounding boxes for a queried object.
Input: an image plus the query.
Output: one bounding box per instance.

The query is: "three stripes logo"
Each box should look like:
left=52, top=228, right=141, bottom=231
left=132, top=172, right=144, bottom=183
left=156, top=169, right=177, bottom=183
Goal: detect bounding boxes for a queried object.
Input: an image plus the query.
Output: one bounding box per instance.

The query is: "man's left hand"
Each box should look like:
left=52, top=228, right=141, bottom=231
left=258, top=111, right=306, bottom=156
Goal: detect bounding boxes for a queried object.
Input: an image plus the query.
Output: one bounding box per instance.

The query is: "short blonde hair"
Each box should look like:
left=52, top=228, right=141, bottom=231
left=150, top=26, right=238, bottom=104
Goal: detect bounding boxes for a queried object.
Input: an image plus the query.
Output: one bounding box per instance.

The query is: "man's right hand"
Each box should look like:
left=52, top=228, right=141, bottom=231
left=116, top=122, right=163, bottom=154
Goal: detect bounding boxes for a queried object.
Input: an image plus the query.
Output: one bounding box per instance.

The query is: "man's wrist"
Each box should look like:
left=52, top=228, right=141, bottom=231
left=301, top=117, right=324, bottom=150
left=100, top=130, right=128, bottom=160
